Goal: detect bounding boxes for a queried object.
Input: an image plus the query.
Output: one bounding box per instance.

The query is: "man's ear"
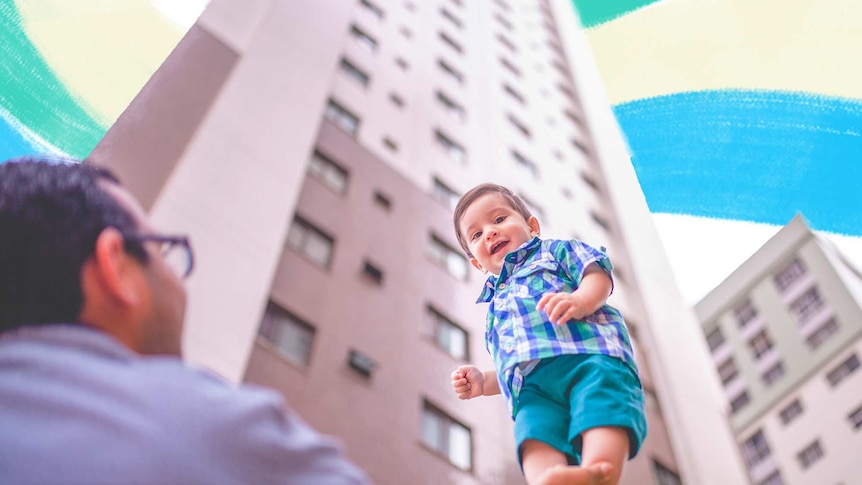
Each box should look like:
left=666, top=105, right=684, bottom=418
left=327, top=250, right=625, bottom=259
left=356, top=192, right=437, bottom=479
left=470, top=257, right=486, bottom=274
left=528, top=216, right=541, bottom=237
left=88, top=227, right=142, bottom=307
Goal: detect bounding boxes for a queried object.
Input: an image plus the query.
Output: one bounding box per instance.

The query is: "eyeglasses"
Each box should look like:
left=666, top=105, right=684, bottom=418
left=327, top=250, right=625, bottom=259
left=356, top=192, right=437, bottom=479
left=123, top=233, right=195, bottom=280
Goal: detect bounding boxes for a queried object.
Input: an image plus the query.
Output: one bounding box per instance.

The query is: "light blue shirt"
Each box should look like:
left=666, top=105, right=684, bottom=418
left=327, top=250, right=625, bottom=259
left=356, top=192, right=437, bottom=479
left=0, top=324, right=372, bottom=485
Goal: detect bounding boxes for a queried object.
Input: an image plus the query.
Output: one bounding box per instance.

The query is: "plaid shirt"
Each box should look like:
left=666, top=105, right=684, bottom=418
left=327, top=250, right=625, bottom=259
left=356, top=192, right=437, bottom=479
left=477, top=237, right=638, bottom=417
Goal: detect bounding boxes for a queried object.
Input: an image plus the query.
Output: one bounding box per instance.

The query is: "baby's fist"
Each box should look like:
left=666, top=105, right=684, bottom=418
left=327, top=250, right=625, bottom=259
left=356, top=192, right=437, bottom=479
left=451, top=365, right=484, bottom=399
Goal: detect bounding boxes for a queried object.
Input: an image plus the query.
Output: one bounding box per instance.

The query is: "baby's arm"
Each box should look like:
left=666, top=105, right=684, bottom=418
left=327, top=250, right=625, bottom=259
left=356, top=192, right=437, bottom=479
left=451, top=365, right=501, bottom=399
left=537, top=263, right=613, bottom=325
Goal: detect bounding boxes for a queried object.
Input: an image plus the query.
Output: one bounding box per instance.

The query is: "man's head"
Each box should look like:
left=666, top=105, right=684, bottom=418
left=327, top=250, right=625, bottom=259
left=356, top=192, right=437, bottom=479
left=0, top=156, right=190, bottom=355
left=453, top=183, right=540, bottom=275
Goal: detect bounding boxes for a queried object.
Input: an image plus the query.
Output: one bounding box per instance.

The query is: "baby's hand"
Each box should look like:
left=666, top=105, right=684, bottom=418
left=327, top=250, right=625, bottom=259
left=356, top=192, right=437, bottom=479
left=537, top=292, right=587, bottom=325
left=451, top=365, right=484, bottom=399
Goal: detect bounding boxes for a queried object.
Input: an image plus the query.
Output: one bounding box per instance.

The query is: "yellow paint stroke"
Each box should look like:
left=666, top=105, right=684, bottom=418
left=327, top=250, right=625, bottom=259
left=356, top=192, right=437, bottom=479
left=585, top=0, right=862, bottom=105
left=16, top=0, right=184, bottom=124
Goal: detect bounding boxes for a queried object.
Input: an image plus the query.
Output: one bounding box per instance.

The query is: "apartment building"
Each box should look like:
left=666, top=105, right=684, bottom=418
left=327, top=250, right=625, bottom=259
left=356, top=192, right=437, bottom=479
left=696, top=215, right=862, bottom=485
left=92, top=0, right=747, bottom=483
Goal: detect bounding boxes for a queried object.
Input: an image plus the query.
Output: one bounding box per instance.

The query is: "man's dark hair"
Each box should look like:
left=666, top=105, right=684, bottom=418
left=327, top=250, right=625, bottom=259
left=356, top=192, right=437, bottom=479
left=453, top=183, right=532, bottom=257
left=0, top=155, right=147, bottom=332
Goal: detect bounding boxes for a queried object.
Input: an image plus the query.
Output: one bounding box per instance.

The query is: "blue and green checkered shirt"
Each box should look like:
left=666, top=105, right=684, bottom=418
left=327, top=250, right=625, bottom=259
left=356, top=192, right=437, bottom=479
left=477, top=237, right=638, bottom=417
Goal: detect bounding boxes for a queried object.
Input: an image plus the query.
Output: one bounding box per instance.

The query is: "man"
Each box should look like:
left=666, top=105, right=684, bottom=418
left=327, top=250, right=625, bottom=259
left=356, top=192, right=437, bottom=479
left=0, top=156, right=371, bottom=484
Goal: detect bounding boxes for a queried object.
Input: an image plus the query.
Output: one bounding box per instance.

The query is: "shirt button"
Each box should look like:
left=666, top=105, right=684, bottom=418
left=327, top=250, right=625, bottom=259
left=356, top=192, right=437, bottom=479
left=498, top=283, right=507, bottom=289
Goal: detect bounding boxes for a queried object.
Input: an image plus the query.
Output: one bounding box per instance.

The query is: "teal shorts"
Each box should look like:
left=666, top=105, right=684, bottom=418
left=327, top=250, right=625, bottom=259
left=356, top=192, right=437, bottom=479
left=513, top=353, right=647, bottom=466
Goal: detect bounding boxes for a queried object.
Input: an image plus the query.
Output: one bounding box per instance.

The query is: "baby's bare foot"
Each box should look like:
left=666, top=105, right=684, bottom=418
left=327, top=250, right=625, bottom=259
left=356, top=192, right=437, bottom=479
left=533, top=462, right=614, bottom=485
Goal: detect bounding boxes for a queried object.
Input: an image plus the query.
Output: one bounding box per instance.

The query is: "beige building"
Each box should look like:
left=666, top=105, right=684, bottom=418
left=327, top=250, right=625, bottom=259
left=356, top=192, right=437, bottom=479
left=92, top=0, right=747, bottom=483
left=696, top=215, right=862, bottom=485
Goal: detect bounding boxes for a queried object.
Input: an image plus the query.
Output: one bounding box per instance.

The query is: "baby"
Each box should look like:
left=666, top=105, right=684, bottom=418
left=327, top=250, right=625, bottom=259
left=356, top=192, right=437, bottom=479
left=450, top=183, right=646, bottom=485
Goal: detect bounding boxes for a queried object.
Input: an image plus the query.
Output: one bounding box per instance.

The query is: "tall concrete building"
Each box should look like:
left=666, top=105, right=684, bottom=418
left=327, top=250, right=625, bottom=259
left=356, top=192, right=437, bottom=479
left=92, top=0, right=748, bottom=483
left=696, top=215, right=862, bottom=485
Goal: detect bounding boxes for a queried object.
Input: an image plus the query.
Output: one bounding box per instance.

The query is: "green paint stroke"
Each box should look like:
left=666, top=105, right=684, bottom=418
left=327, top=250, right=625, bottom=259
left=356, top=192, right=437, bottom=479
left=1, top=0, right=106, bottom=158
left=570, top=0, right=664, bottom=28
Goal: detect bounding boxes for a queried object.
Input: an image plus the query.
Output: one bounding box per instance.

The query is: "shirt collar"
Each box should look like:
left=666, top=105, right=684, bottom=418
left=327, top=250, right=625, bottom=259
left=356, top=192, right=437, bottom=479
left=475, top=236, right=542, bottom=303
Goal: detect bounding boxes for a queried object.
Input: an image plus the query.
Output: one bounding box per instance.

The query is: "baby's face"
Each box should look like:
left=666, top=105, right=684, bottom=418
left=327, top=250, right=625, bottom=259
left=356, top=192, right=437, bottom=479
left=459, top=193, right=538, bottom=275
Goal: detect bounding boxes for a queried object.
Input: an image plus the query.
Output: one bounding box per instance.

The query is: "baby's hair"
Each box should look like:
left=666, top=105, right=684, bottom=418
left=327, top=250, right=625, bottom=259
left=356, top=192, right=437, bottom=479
left=453, top=183, right=532, bottom=257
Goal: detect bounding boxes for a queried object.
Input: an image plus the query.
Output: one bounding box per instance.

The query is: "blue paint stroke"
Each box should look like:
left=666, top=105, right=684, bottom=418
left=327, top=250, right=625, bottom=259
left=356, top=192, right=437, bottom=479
left=614, top=89, right=862, bottom=236
left=0, top=112, right=40, bottom=162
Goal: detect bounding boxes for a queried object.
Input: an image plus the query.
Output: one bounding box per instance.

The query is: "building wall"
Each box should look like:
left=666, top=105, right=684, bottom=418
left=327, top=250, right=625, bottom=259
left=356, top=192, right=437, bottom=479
left=697, top=215, right=862, bottom=484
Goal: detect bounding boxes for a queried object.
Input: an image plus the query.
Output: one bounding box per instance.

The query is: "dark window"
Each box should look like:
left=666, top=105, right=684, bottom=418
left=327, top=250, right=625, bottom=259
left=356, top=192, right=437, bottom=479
left=779, top=399, right=803, bottom=425
left=731, top=391, right=751, bottom=414
left=734, top=300, right=758, bottom=328
left=718, top=358, right=738, bottom=386
left=421, top=400, right=473, bottom=470
left=428, top=234, right=468, bottom=280
left=286, top=217, right=335, bottom=268
left=308, top=151, right=349, bottom=195
left=440, top=7, right=462, bottom=29
left=439, top=31, right=463, bottom=54
left=350, top=25, right=378, bottom=52
left=748, top=330, right=774, bottom=360
left=774, top=258, right=806, bottom=291
left=259, top=302, right=315, bottom=366
left=435, top=130, right=466, bottom=163
left=848, top=404, right=862, bottom=430
left=508, top=114, right=531, bottom=138
left=325, top=99, right=360, bottom=135
left=789, top=287, right=826, bottom=324
left=438, top=58, right=464, bottom=84
left=436, top=91, right=465, bottom=121
left=429, top=306, right=469, bottom=360
left=762, top=361, right=785, bottom=386
left=806, top=318, right=839, bottom=350
left=797, top=440, right=824, bottom=469
left=706, top=327, right=725, bottom=352
left=432, top=177, right=460, bottom=211
left=503, top=83, right=526, bottom=104
left=348, top=349, right=377, bottom=378
left=826, top=353, right=860, bottom=387
left=359, top=0, right=384, bottom=19
left=512, top=150, right=537, bottom=177
left=741, top=429, right=771, bottom=467
left=653, top=459, right=682, bottom=485
left=496, top=33, right=517, bottom=53
left=339, top=58, right=370, bottom=87
left=382, top=137, right=399, bottom=153
left=500, top=57, right=521, bottom=77
left=389, top=93, right=405, bottom=107
left=373, top=190, right=392, bottom=210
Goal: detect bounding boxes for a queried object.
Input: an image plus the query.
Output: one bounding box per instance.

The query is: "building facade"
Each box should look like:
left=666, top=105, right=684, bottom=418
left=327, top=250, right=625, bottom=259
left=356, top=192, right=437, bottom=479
left=696, top=215, right=862, bottom=485
left=92, top=0, right=747, bottom=483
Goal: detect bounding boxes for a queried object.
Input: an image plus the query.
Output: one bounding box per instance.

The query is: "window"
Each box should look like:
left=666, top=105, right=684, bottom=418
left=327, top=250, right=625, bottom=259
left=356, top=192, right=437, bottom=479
left=718, top=358, right=738, bottom=386
left=348, top=349, right=377, bottom=378
left=512, top=150, right=537, bottom=177
left=382, top=137, right=399, bottom=153
left=748, top=330, right=773, bottom=360
left=741, top=429, right=771, bottom=468
left=395, top=57, right=410, bottom=70
left=591, top=211, right=611, bottom=233
left=848, top=404, right=862, bottom=430
left=436, top=91, right=465, bottom=121
left=325, top=99, right=360, bottom=135
left=558, top=82, right=576, bottom=101
left=437, top=58, right=464, bottom=84
left=759, top=471, right=785, bottom=485
left=508, top=114, right=531, bottom=139
left=362, top=260, right=385, bottom=284
left=581, top=172, right=600, bottom=192
left=433, top=177, right=460, bottom=211
left=496, top=33, right=517, bottom=53
left=389, top=93, right=405, bottom=107
left=797, top=440, right=824, bottom=469
left=500, top=57, right=521, bottom=77
left=359, top=0, right=384, bottom=19
left=435, top=130, right=466, bottom=163
left=806, top=318, right=839, bottom=350
left=350, top=25, right=377, bottom=52
left=440, top=8, right=462, bottom=29
left=779, top=399, right=803, bottom=425
left=429, top=306, right=469, bottom=360
left=493, top=0, right=511, bottom=12
left=421, top=401, right=472, bottom=470
left=731, top=390, right=751, bottom=414
left=494, top=12, right=513, bottom=30
left=653, top=460, right=682, bottom=485
left=826, top=353, right=860, bottom=387
left=572, top=137, right=590, bottom=155
left=428, top=234, right=469, bottom=280
left=503, top=83, right=525, bottom=104
left=439, top=32, right=463, bottom=54
left=399, top=26, right=413, bottom=38
left=774, top=258, right=806, bottom=291
left=339, top=58, right=370, bottom=87
left=789, top=287, right=826, bottom=324
left=308, top=151, right=349, bottom=194
left=259, top=302, right=315, bottom=366
left=762, top=361, right=785, bottom=386
left=286, top=217, right=335, bottom=268
left=734, top=300, right=758, bottom=328
left=707, top=327, right=726, bottom=352
left=373, top=190, right=392, bottom=210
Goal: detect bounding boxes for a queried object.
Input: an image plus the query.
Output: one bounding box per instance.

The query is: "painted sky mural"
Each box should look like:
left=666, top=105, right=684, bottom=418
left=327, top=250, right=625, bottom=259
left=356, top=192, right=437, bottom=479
left=1, top=0, right=860, bottom=302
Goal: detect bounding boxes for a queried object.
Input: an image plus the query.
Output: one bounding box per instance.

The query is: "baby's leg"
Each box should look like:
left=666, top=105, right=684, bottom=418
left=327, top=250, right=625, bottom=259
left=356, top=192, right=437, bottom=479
left=578, top=426, right=629, bottom=485
left=521, top=439, right=611, bottom=485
